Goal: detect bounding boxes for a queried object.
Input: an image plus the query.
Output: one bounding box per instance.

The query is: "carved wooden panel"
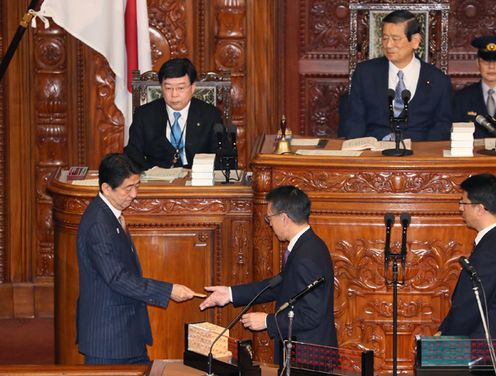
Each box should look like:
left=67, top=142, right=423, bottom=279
left=250, top=138, right=496, bottom=373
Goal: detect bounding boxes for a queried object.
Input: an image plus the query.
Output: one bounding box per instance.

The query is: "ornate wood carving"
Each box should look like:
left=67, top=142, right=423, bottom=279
left=33, top=23, right=71, bottom=278
left=273, top=170, right=465, bottom=194
left=251, top=139, right=495, bottom=372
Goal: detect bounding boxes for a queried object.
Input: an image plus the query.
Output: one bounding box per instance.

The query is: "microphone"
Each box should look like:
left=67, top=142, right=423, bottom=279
left=475, top=114, right=496, bottom=136
left=400, top=213, right=411, bottom=266
left=387, top=89, right=396, bottom=122
left=275, top=277, right=324, bottom=315
left=206, top=275, right=283, bottom=375
left=459, top=256, right=481, bottom=282
left=214, top=123, right=224, bottom=150
left=227, top=125, right=238, bottom=170
left=384, top=213, right=395, bottom=269
left=401, top=89, right=411, bottom=104
left=228, top=125, right=237, bottom=152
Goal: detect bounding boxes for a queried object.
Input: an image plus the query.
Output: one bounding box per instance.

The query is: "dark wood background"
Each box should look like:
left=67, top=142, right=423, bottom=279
left=0, top=0, right=494, bottom=367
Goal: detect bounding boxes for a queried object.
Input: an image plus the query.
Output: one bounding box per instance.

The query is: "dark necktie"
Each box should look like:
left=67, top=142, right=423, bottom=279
left=282, top=249, right=290, bottom=268
left=393, top=70, right=406, bottom=117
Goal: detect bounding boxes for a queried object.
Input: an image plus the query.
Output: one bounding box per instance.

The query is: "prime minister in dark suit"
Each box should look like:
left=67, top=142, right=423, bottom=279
left=77, top=153, right=195, bottom=364
left=124, top=58, right=223, bottom=169
left=200, top=185, right=337, bottom=361
left=342, top=10, right=452, bottom=141
left=438, top=174, right=496, bottom=338
left=453, top=36, right=496, bottom=138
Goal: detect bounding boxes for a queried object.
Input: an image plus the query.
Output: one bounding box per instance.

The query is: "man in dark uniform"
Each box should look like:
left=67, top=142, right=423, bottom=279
left=453, top=36, right=496, bottom=138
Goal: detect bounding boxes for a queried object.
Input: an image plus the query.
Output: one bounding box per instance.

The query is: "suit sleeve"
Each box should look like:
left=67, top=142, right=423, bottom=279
left=231, top=277, right=280, bottom=307
left=265, top=258, right=328, bottom=339
left=427, top=74, right=452, bottom=140
left=124, top=108, right=151, bottom=170
left=342, top=66, right=367, bottom=139
left=86, top=222, right=172, bottom=308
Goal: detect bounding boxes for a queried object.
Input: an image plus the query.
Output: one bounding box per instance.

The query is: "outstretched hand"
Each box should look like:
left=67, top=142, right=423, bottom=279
left=171, top=284, right=195, bottom=302
left=199, top=286, right=230, bottom=310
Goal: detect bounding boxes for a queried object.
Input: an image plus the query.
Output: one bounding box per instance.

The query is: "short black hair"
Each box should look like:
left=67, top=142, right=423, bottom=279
left=98, top=153, right=142, bottom=192
left=461, top=173, right=496, bottom=214
left=266, top=185, right=311, bottom=225
left=157, top=58, right=197, bottom=84
left=382, top=10, right=421, bottom=42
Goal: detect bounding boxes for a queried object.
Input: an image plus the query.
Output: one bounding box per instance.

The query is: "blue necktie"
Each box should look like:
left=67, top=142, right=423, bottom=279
left=171, top=112, right=183, bottom=153
left=393, top=70, right=406, bottom=117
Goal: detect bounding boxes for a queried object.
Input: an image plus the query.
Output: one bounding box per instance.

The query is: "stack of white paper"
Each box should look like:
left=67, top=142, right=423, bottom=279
left=449, top=122, right=474, bottom=157
left=191, top=154, right=215, bottom=186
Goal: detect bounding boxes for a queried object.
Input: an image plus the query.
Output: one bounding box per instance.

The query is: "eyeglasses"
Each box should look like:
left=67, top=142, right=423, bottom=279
left=264, top=212, right=284, bottom=224
left=458, top=201, right=481, bottom=206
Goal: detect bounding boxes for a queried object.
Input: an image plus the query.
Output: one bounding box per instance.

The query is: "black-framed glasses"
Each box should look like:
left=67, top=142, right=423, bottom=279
left=458, top=201, right=480, bottom=206
left=264, top=212, right=284, bottom=224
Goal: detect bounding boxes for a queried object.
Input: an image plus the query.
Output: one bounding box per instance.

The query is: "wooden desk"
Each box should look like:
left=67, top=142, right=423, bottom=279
left=250, top=136, right=496, bottom=374
left=48, top=170, right=253, bottom=364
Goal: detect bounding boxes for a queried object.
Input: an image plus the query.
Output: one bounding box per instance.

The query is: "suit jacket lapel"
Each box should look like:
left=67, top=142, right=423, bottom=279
left=377, top=57, right=389, bottom=98
left=96, top=196, right=143, bottom=275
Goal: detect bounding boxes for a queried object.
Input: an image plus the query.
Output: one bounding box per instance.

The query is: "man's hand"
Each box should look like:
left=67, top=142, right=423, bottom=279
left=170, top=284, right=195, bottom=302
left=199, top=286, right=230, bottom=310
left=433, top=331, right=442, bottom=336
left=240, top=312, right=267, bottom=331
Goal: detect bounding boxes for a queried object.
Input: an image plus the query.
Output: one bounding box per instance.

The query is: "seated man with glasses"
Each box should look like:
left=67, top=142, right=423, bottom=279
left=125, top=57, right=223, bottom=169
left=342, top=10, right=452, bottom=141
left=437, top=173, right=496, bottom=338
left=199, top=185, right=338, bottom=362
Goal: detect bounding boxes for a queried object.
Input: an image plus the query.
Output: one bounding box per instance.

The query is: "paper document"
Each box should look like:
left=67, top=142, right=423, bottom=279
left=291, top=138, right=320, bottom=146
left=296, top=149, right=363, bottom=157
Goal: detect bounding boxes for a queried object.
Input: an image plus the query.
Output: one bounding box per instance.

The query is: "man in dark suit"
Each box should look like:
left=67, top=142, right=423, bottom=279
left=453, top=36, right=496, bottom=138
left=124, top=58, right=223, bottom=169
left=342, top=10, right=452, bottom=141
left=438, top=174, right=496, bottom=337
left=77, top=153, right=195, bottom=364
left=199, top=185, right=337, bottom=361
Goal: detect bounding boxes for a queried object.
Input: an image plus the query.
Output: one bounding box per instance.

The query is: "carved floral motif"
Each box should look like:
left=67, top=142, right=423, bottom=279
left=273, top=170, right=465, bottom=194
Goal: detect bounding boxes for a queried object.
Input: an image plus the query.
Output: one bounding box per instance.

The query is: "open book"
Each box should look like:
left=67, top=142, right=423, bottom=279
left=342, top=137, right=412, bottom=151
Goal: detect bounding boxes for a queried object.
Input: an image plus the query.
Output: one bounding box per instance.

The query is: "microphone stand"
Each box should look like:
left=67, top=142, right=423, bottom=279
left=284, top=308, right=295, bottom=376
left=383, top=90, right=413, bottom=157
left=206, top=275, right=282, bottom=376
left=468, top=278, right=496, bottom=372
left=384, top=214, right=408, bottom=376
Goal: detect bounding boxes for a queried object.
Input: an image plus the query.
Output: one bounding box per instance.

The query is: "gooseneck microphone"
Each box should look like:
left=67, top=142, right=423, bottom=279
left=400, top=213, right=411, bottom=266
left=475, top=114, right=496, bottom=136
left=213, top=123, right=224, bottom=150
left=275, top=277, right=325, bottom=314
left=206, top=274, right=283, bottom=376
left=401, top=89, right=411, bottom=105
left=459, top=256, right=481, bottom=282
left=384, top=213, right=395, bottom=269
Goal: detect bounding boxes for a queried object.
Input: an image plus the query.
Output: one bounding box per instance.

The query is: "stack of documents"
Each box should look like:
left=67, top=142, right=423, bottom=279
left=448, top=122, right=474, bottom=157
left=191, top=154, right=216, bottom=186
